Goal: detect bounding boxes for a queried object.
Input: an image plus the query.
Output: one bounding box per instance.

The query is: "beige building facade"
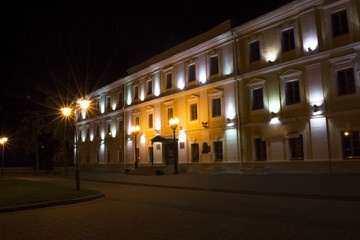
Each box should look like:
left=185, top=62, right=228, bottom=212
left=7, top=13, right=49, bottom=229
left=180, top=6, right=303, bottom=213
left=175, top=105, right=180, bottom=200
left=77, top=0, right=360, bottom=173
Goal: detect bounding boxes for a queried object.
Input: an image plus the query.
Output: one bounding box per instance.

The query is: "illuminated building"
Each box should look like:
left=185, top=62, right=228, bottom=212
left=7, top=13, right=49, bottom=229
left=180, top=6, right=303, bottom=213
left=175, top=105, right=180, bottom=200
left=77, top=0, right=360, bottom=173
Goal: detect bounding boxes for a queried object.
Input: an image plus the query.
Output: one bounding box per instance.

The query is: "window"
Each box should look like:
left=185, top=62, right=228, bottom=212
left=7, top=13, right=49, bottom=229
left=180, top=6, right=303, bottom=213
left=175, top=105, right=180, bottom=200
left=86, top=127, right=90, bottom=140
left=96, top=100, right=100, bottom=112
left=166, top=73, right=172, bottom=89
left=107, top=96, right=111, bottom=111
left=289, top=135, right=304, bottom=160
left=191, top=144, right=199, bottom=162
left=212, top=98, right=221, bottom=117
left=249, top=41, right=260, bottom=62
left=168, top=108, right=173, bottom=120
left=86, top=152, right=90, bottom=163
left=254, top=138, right=267, bottom=161
left=119, top=120, right=124, bottom=133
left=251, top=88, right=264, bottom=110
left=210, top=56, right=219, bottom=76
left=337, top=68, right=355, bottom=96
left=190, top=104, right=198, bottom=121
left=148, top=113, right=153, bottom=129
left=188, top=64, right=196, bottom=82
left=118, top=149, right=123, bottom=163
left=107, top=123, right=111, bottom=136
left=342, top=131, right=360, bottom=159
left=134, top=85, right=139, bottom=100
left=135, top=116, right=140, bottom=126
left=331, top=10, right=349, bottom=37
left=214, top=141, right=223, bottom=162
left=107, top=149, right=111, bottom=163
left=95, top=150, right=99, bottom=163
left=118, top=92, right=123, bottom=107
left=96, top=125, right=99, bottom=138
left=147, top=80, right=152, bottom=95
left=285, top=80, right=300, bottom=105
left=281, top=29, right=295, bottom=52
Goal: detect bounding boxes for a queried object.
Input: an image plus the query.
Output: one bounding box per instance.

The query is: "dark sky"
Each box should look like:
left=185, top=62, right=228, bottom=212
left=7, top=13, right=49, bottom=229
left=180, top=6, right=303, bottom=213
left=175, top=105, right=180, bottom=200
left=0, top=0, right=292, bottom=132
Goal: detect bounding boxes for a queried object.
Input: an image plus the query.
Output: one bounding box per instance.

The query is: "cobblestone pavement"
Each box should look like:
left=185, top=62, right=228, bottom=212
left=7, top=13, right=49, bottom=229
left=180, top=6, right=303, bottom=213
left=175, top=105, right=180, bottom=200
left=1, top=177, right=360, bottom=240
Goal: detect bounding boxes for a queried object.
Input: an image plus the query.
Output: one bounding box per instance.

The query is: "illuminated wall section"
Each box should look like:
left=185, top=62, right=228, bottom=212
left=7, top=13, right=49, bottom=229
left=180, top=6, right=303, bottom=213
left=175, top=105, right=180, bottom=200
left=310, top=117, right=329, bottom=160
left=225, top=129, right=238, bottom=162
left=100, top=95, right=105, bottom=113
left=110, top=118, right=117, bottom=138
left=154, top=72, right=160, bottom=96
left=262, top=30, right=279, bottom=63
left=224, top=83, right=236, bottom=120
left=139, top=80, right=145, bottom=101
left=126, top=84, right=132, bottom=105
left=306, top=63, right=324, bottom=114
left=222, top=43, right=234, bottom=76
left=199, top=54, right=207, bottom=84
left=177, top=62, right=185, bottom=90
left=154, top=102, right=161, bottom=133
left=301, top=10, right=318, bottom=53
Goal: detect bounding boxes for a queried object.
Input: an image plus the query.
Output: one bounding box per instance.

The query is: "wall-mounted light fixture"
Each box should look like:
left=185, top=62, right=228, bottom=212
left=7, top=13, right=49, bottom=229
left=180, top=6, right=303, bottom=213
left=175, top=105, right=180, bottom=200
left=271, top=112, right=277, bottom=118
left=308, top=47, right=313, bottom=53
left=202, top=121, right=208, bottom=128
left=268, top=60, right=274, bottom=64
left=313, top=104, right=319, bottom=112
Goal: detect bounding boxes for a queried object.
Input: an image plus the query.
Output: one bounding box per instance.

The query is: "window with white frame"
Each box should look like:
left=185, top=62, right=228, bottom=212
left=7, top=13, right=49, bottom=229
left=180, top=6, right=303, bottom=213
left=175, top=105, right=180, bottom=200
left=209, top=89, right=223, bottom=118
left=247, top=78, right=266, bottom=112
left=280, top=70, right=303, bottom=107
left=331, top=10, right=349, bottom=37
left=188, top=64, right=196, bottom=83
left=190, top=104, right=198, bottom=121
left=281, top=28, right=295, bottom=53
left=187, top=95, right=199, bottom=123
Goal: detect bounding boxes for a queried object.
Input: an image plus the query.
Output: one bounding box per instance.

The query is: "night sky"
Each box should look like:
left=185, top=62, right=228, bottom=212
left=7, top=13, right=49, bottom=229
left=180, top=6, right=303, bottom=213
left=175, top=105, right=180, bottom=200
left=0, top=0, right=292, bottom=134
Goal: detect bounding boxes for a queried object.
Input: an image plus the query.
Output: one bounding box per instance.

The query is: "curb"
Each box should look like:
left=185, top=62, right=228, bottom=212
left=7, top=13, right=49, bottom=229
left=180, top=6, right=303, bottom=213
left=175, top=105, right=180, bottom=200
left=0, top=193, right=105, bottom=213
left=82, top=178, right=360, bottom=202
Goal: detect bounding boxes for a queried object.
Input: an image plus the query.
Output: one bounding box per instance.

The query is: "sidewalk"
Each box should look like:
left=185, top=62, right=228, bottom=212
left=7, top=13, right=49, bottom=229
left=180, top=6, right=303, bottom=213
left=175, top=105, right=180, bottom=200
left=77, top=171, right=360, bottom=201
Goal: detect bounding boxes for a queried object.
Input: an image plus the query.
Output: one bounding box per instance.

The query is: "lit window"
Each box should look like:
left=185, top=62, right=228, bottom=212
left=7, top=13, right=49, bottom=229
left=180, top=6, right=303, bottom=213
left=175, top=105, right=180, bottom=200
left=289, top=135, right=304, bottom=160
left=190, top=103, right=198, bottom=121
left=210, top=56, right=219, bottom=76
left=249, top=41, right=260, bottom=62
left=254, top=138, right=267, bottom=161
left=214, top=141, right=223, bottom=162
left=212, top=98, right=221, bottom=117
left=166, top=73, right=172, bottom=89
left=342, top=131, right=360, bottom=158
left=285, top=80, right=300, bottom=105
left=331, top=10, right=349, bottom=37
left=281, top=29, right=295, bottom=52
left=251, top=88, right=264, bottom=110
left=188, top=65, right=196, bottom=82
left=337, top=68, right=355, bottom=96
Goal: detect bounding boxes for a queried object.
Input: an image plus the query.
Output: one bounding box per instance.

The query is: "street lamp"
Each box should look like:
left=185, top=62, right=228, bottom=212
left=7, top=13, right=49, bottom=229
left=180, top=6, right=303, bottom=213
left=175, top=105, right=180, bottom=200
left=131, top=125, right=140, bottom=168
left=169, top=117, right=179, bottom=174
left=1, top=137, right=8, bottom=178
left=60, top=99, right=91, bottom=191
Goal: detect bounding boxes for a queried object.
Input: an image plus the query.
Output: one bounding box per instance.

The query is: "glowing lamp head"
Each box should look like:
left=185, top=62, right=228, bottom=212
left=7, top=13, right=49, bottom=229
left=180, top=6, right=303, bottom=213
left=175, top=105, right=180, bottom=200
left=344, top=131, right=350, bottom=136
left=169, top=117, right=179, bottom=126
left=79, top=99, right=91, bottom=109
left=0, top=137, right=8, bottom=144
left=131, top=125, right=140, bottom=134
left=61, top=107, right=72, bottom=117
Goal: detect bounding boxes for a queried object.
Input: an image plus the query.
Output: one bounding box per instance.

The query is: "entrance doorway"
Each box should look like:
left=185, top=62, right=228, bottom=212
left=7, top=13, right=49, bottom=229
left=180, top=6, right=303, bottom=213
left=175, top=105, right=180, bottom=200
left=191, top=143, right=199, bottom=162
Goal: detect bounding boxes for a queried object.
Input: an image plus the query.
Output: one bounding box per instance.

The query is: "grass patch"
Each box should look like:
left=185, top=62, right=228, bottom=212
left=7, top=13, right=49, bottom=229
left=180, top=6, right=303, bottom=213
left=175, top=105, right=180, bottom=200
left=0, top=178, right=100, bottom=208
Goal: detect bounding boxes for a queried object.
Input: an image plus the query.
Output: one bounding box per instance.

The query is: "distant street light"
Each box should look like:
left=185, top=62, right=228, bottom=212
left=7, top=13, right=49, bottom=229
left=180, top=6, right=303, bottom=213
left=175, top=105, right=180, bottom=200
left=131, top=125, right=140, bottom=168
left=1, top=137, right=8, bottom=178
left=169, top=117, right=179, bottom=174
left=60, top=99, right=91, bottom=191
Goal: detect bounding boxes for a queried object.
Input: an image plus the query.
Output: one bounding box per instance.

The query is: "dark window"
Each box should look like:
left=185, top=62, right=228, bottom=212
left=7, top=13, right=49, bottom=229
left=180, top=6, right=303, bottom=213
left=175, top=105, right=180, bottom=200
left=168, top=108, right=173, bottom=120
left=191, top=144, right=199, bottom=162
left=331, top=10, right=349, bottom=37
left=188, top=65, right=196, bottom=82
left=148, top=114, right=153, bottom=129
left=118, top=149, right=123, bottom=163
left=252, top=88, right=264, bottom=110
left=254, top=138, right=267, bottom=161
left=285, top=80, right=300, bottom=105
left=86, top=128, right=90, bottom=140
left=119, top=120, right=124, bottom=133
left=249, top=41, right=260, bottom=62
left=107, top=123, right=111, bottom=136
left=337, top=68, right=355, bottom=96
left=134, top=86, right=139, bottom=100
left=190, top=104, right=198, bottom=121
left=166, top=73, right=172, bottom=89
left=107, top=96, right=111, bottom=110
left=342, top=131, right=360, bottom=159
left=135, top=116, right=139, bottom=126
left=289, top=135, right=304, bottom=160
left=212, top=98, right=221, bottom=117
left=118, top=92, right=123, bottom=107
left=210, top=56, right=219, bottom=76
left=96, top=125, right=99, bottom=137
left=214, top=141, right=223, bottom=162
left=147, top=81, right=152, bottom=95
left=86, top=152, right=90, bottom=163
left=282, top=29, right=295, bottom=52
left=107, top=149, right=111, bottom=163
left=96, top=100, right=100, bottom=112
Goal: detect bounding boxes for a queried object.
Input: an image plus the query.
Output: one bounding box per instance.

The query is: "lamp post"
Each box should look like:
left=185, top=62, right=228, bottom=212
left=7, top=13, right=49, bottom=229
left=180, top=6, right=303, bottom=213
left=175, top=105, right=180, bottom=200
left=131, top=125, right=140, bottom=168
left=169, top=117, right=179, bottom=174
left=60, top=99, right=91, bottom=191
left=1, top=137, right=8, bottom=178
